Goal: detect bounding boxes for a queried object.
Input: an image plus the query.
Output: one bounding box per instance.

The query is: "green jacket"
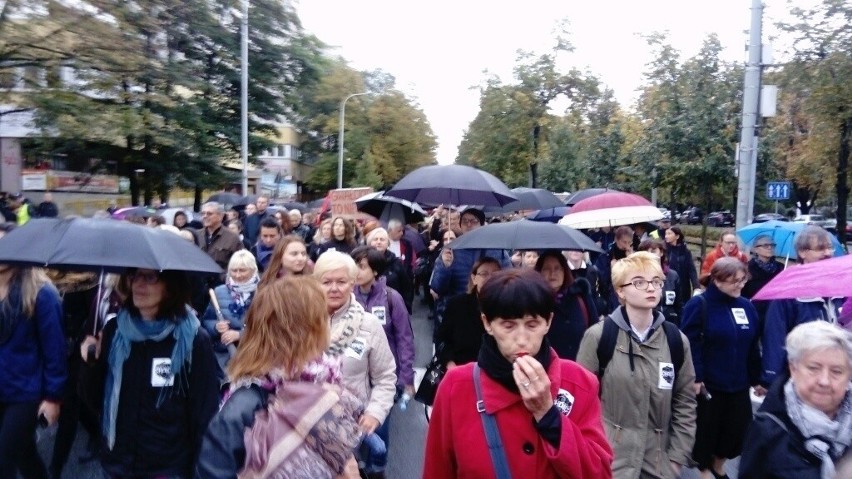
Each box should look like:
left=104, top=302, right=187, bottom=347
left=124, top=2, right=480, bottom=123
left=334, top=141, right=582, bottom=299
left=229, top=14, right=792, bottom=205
left=576, top=309, right=697, bottom=479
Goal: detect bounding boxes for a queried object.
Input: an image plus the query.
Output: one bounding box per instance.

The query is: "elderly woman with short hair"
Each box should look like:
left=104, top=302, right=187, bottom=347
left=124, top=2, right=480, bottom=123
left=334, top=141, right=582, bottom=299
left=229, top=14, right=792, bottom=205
left=366, top=227, right=414, bottom=313
left=740, top=321, right=852, bottom=479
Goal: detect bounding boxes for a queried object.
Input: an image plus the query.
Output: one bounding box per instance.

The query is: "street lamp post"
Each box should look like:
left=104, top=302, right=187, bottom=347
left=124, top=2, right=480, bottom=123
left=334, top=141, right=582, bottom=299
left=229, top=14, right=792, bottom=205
left=337, top=92, right=369, bottom=189
left=240, top=0, right=249, bottom=195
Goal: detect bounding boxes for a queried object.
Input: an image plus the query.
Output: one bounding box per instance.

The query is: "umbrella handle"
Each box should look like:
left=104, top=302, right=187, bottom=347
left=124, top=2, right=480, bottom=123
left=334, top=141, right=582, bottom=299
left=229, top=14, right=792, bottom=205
left=209, top=289, right=237, bottom=358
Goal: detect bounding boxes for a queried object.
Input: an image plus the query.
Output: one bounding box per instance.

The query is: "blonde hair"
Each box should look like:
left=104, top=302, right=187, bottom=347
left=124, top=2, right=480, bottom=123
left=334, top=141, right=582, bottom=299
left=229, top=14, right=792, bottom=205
left=313, top=250, right=357, bottom=281
left=228, top=276, right=330, bottom=380
left=228, top=250, right=258, bottom=275
left=3, top=267, right=54, bottom=318
left=611, top=251, right=664, bottom=296
left=365, top=227, right=389, bottom=245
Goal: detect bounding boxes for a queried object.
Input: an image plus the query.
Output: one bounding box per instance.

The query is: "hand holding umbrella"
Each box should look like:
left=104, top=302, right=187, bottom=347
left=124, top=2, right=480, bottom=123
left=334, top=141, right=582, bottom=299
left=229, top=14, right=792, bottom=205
left=208, top=289, right=238, bottom=357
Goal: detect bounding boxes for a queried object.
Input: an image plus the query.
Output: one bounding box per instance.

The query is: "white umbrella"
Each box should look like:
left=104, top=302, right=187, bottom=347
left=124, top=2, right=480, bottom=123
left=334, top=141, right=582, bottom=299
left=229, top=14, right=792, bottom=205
left=558, top=205, right=664, bottom=229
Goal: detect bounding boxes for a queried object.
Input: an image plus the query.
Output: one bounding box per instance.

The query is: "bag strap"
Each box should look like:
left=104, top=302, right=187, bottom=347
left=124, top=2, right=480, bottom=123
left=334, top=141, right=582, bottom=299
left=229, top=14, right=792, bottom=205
left=661, top=321, right=684, bottom=381
left=595, top=316, right=619, bottom=379
left=472, top=364, right=513, bottom=479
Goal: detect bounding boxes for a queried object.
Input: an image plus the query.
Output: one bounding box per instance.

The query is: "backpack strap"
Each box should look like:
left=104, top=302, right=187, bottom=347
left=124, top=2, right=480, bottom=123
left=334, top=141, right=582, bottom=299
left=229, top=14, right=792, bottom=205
left=595, top=317, right=620, bottom=380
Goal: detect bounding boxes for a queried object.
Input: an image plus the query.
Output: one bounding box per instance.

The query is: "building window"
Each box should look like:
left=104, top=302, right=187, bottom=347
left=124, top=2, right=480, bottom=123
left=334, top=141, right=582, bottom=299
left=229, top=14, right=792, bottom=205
left=276, top=145, right=285, bottom=157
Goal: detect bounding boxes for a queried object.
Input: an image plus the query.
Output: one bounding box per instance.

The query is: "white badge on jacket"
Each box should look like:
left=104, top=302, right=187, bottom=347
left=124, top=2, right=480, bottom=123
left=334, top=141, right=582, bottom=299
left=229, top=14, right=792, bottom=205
left=731, top=308, right=749, bottom=326
left=345, top=336, right=368, bottom=360
left=371, top=306, right=387, bottom=325
left=658, top=362, right=675, bottom=390
left=665, top=291, right=676, bottom=306
left=151, top=358, right=175, bottom=387
left=555, top=388, right=574, bottom=416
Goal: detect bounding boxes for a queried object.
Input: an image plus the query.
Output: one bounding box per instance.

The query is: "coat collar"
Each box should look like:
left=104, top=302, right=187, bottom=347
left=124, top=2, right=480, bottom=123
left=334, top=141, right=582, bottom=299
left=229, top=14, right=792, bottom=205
left=479, top=349, right=562, bottom=413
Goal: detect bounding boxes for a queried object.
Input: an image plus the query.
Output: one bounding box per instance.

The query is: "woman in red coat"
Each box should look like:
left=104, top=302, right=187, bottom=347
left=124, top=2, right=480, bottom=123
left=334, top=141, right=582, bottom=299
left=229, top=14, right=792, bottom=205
left=423, top=269, right=613, bottom=478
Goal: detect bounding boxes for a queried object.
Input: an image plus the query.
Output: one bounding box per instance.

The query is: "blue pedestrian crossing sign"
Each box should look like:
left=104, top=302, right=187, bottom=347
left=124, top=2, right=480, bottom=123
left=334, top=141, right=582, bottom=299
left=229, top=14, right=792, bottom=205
left=766, top=181, right=791, bottom=200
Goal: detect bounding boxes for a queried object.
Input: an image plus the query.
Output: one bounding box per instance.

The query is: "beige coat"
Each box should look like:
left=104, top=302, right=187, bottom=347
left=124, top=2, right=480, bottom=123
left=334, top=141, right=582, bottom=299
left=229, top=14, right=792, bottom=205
left=331, top=296, right=397, bottom=424
left=576, top=309, right=697, bottom=479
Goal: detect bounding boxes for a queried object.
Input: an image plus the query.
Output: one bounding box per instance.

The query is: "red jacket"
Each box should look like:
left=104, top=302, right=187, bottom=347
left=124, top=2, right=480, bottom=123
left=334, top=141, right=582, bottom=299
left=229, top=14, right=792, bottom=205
left=423, top=350, right=613, bottom=478
left=700, top=244, right=748, bottom=278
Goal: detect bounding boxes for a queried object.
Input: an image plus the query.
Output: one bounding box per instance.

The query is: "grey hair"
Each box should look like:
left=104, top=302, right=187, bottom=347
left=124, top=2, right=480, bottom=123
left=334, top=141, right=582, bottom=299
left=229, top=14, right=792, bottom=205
left=365, top=227, right=389, bottom=245
left=786, top=321, right=852, bottom=369
left=387, top=219, right=403, bottom=231
left=202, top=202, right=224, bottom=214
left=289, top=209, right=302, bottom=218
left=794, top=225, right=832, bottom=254
left=313, top=250, right=358, bottom=281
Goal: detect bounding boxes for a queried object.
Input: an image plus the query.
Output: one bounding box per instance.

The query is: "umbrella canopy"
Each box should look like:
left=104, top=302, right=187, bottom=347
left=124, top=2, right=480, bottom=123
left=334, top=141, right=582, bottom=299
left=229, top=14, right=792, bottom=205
left=568, top=192, right=652, bottom=213
left=449, top=220, right=602, bottom=253
left=205, top=192, right=242, bottom=205
left=525, top=206, right=571, bottom=223
left=385, top=165, right=517, bottom=207
left=754, top=254, right=852, bottom=300
left=563, top=188, right=622, bottom=206
left=111, top=206, right=156, bottom=220
left=355, top=191, right=427, bottom=225
left=0, top=218, right=222, bottom=273
left=559, top=205, right=664, bottom=229
left=501, top=187, right=564, bottom=211
left=277, top=201, right=309, bottom=213
left=737, top=220, right=844, bottom=259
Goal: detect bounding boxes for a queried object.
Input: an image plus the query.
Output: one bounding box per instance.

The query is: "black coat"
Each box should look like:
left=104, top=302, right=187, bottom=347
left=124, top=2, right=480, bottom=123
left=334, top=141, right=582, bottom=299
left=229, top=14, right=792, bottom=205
left=743, top=257, right=785, bottom=322
left=436, top=293, right=484, bottom=367
left=381, top=250, right=414, bottom=314
left=739, top=374, right=836, bottom=479
left=667, top=242, right=699, bottom=300
left=81, top=317, right=220, bottom=477
left=548, top=278, right=598, bottom=361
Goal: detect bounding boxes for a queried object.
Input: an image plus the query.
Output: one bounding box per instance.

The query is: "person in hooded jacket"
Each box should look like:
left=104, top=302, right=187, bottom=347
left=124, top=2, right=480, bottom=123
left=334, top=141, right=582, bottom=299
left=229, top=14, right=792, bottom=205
left=680, top=258, right=762, bottom=479
left=700, top=230, right=748, bottom=279
left=760, top=226, right=845, bottom=390
left=534, top=251, right=598, bottom=360
left=577, top=252, right=697, bottom=479
left=365, top=228, right=414, bottom=314
left=739, top=321, right=852, bottom=479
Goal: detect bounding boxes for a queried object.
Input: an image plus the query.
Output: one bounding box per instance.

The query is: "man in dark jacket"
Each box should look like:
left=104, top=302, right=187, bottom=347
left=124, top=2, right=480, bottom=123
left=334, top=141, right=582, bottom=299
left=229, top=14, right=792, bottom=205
left=249, top=218, right=282, bottom=273
left=242, top=195, right=271, bottom=245
left=37, top=192, right=59, bottom=218
left=194, top=202, right=243, bottom=287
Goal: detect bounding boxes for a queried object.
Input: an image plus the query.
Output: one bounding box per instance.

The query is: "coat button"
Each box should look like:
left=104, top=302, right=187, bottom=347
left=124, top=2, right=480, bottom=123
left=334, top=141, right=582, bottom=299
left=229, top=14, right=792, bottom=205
left=522, top=442, right=534, bottom=455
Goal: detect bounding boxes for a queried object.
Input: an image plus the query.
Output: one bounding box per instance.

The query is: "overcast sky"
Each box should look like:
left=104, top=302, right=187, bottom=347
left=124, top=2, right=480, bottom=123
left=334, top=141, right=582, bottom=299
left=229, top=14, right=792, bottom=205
left=297, top=0, right=799, bottom=165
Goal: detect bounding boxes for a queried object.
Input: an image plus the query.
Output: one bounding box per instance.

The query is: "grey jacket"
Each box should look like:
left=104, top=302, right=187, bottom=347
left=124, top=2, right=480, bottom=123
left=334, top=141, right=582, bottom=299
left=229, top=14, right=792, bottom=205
left=576, top=308, right=697, bottom=479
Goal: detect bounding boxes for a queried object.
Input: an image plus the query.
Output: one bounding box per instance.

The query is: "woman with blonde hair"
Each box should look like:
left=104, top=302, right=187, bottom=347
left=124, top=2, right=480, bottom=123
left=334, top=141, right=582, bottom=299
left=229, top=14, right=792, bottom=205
left=309, top=218, right=333, bottom=261
left=257, top=235, right=311, bottom=289
left=0, top=265, right=66, bottom=478
left=196, top=277, right=363, bottom=478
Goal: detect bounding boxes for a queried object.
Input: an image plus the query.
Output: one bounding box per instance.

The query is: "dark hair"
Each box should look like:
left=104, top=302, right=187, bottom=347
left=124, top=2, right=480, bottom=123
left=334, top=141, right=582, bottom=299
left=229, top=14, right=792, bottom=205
left=119, top=269, right=191, bottom=321
left=468, top=256, right=502, bottom=294
left=709, top=257, right=748, bottom=283
left=350, top=246, right=387, bottom=276
left=668, top=226, right=685, bottom=244
left=638, top=239, right=668, bottom=266
left=260, top=217, right=281, bottom=233
left=478, top=269, right=555, bottom=322
left=614, top=225, right=633, bottom=239
left=534, top=250, right=574, bottom=290
left=149, top=215, right=166, bottom=226
left=229, top=219, right=243, bottom=232
left=172, top=211, right=188, bottom=227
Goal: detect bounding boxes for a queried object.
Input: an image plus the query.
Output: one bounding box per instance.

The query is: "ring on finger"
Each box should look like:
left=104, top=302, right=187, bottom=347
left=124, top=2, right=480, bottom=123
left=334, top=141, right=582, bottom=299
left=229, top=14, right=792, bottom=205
left=522, top=381, right=530, bottom=388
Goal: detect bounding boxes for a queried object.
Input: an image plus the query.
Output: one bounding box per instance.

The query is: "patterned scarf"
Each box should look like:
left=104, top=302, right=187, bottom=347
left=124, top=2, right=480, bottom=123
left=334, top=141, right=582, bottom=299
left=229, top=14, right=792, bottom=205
left=326, top=295, right=364, bottom=357
left=226, top=273, right=258, bottom=316
left=226, top=352, right=343, bottom=401
left=103, top=308, right=199, bottom=449
left=784, top=379, right=852, bottom=479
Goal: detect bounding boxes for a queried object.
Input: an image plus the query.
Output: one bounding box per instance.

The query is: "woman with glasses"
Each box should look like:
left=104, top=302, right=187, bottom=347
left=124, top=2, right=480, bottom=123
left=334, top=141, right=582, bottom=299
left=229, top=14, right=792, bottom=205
left=80, top=269, right=219, bottom=479
left=436, top=257, right=502, bottom=369
left=681, top=258, right=762, bottom=479
left=700, top=230, right=748, bottom=279
left=742, top=234, right=784, bottom=321
left=577, top=252, right=697, bottom=479
left=761, top=225, right=845, bottom=391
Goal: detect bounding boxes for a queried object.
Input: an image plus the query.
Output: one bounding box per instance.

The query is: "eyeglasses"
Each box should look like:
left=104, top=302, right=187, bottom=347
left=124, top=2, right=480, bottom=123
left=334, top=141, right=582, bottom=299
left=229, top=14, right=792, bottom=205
left=754, top=243, right=776, bottom=248
left=129, top=270, right=160, bottom=285
left=724, top=276, right=750, bottom=286
left=621, top=278, right=664, bottom=290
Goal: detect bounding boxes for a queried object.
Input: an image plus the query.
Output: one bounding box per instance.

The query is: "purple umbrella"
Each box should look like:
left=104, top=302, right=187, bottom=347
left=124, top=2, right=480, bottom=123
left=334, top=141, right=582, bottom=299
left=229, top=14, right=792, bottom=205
left=385, top=165, right=517, bottom=207
left=754, top=254, right=852, bottom=300
left=563, top=187, right=622, bottom=206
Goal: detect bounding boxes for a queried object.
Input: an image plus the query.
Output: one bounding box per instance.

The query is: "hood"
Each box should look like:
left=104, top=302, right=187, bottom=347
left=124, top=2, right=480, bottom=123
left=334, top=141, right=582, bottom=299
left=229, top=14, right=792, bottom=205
left=608, top=305, right=667, bottom=334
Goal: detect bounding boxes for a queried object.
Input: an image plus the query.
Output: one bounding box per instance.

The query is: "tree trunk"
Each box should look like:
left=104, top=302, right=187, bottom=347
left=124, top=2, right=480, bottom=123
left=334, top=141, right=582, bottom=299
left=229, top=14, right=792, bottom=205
left=836, top=117, right=851, bottom=247
left=194, top=185, right=202, bottom=212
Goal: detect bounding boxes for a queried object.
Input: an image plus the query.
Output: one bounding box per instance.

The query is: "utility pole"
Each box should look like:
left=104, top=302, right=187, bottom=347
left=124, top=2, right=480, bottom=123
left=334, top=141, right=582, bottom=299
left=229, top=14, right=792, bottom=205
left=240, top=0, right=249, bottom=195
left=337, top=92, right=369, bottom=189
left=735, top=0, right=763, bottom=229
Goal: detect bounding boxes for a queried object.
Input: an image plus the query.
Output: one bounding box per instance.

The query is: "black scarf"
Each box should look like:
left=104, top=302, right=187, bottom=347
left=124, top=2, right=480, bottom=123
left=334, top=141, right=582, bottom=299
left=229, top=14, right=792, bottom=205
left=477, top=334, right=553, bottom=394
left=0, top=278, right=23, bottom=346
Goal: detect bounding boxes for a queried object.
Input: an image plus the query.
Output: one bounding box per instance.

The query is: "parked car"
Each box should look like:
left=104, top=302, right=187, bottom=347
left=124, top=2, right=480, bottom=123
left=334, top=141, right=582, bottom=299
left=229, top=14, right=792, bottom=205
left=752, top=213, right=789, bottom=223
left=792, top=214, right=828, bottom=229
left=707, top=210, right=735, bottom=227
left=679, top=207, right=704, bottom=225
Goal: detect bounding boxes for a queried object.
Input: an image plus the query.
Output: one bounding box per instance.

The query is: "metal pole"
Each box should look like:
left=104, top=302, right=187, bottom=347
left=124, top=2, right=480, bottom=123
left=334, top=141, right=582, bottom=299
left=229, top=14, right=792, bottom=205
left=337, top=92, right=369, bottom=189
left=240, top=0, right=249, bottom=195
left=735, top=0, right=763, bottom=229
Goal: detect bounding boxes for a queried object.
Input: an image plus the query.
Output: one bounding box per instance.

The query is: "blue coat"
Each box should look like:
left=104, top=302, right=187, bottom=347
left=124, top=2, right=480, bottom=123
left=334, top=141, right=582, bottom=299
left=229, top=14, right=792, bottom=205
left=0, top=284, right=66, bottom=403
left=760, top=296, right=844, bottom=387
left=429, top=248, right=510, bottom=299
left=201, top=285, right=251, bottom=376
left=680, top=283, right=761, bottom=392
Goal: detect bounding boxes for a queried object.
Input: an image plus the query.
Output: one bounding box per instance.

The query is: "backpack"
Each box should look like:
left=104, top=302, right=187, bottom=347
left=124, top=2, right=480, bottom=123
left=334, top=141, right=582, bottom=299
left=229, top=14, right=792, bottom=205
left=595, top=316, right=685, bottom=392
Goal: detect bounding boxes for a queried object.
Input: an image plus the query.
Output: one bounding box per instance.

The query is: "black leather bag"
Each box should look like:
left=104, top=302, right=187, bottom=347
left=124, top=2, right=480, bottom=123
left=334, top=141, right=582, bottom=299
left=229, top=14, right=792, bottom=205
left=414, top=352, right=445, bottom=406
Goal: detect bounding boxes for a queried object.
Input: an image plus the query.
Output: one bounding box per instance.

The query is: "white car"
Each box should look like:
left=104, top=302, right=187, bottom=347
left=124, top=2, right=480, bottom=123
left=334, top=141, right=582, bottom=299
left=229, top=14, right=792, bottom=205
left=792, top=214, right=828, bottom=228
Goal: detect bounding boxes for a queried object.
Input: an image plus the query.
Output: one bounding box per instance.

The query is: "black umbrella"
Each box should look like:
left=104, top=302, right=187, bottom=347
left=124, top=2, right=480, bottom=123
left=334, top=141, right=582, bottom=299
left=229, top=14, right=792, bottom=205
left=385, top=165, right=517, bottom=207
left=0, top=218, right=222, bottom=274
left=525, top=206, right=571, bottom=223
left=205, top=192, right=242, bottom=205
left=502, top=187, right=565, bottom=211
left=448, top=220, right=602, bottom=253
left=355, top=191, right=427, bottom=225
left=563, top=188, right=622, bottom=206
left=277, top=201, right=309, bottom=213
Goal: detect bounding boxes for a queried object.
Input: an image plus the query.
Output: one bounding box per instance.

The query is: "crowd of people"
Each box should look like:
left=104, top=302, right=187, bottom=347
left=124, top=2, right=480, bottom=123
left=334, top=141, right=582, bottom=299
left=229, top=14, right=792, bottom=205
left=0, top=193, right=850, bottom=479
